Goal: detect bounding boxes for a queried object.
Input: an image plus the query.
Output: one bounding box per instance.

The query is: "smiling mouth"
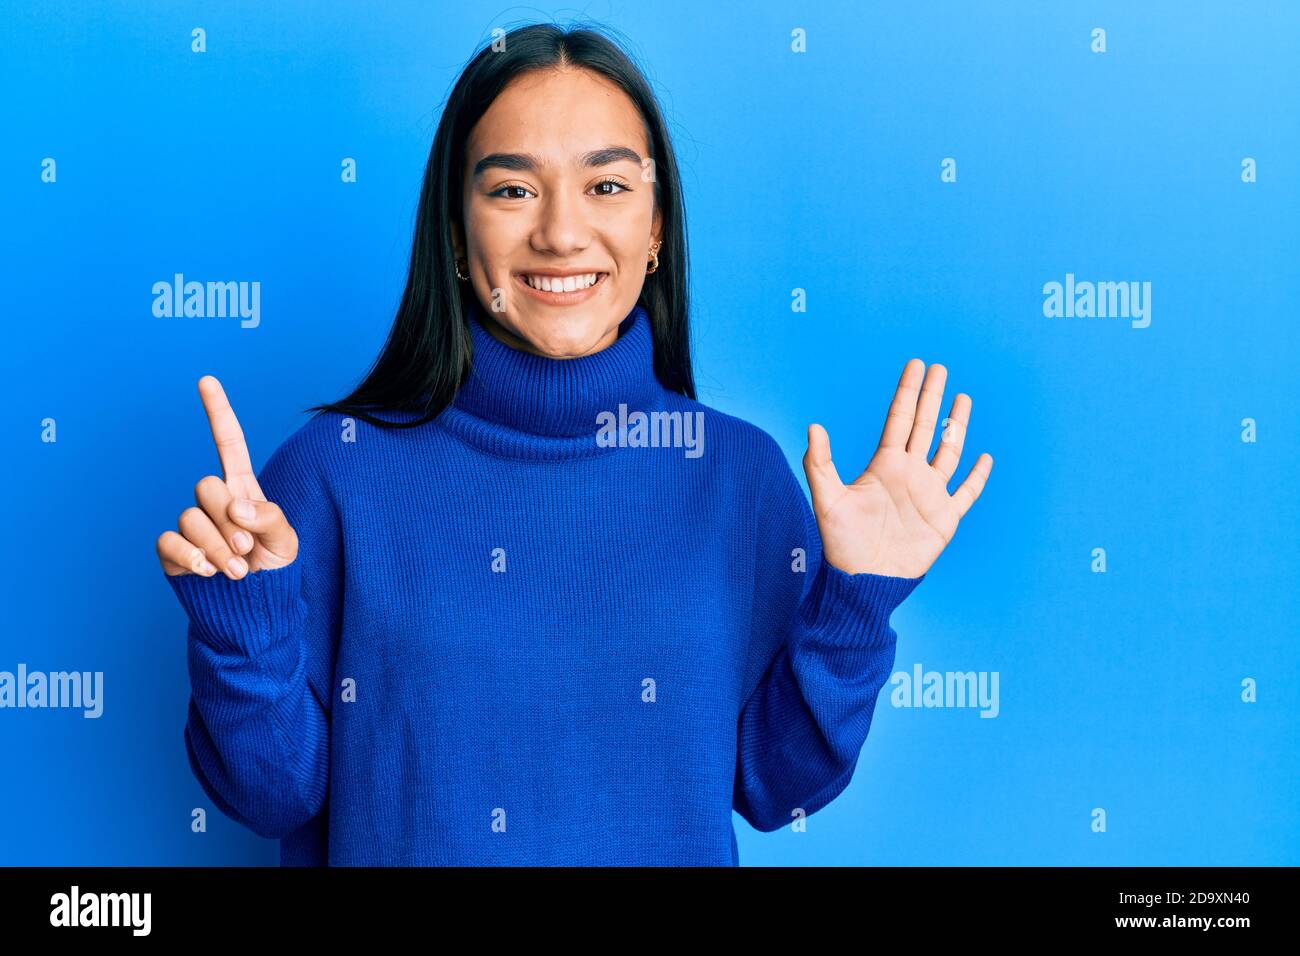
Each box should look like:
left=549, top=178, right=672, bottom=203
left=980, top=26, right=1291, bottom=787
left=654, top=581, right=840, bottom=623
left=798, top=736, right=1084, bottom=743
left=515, top=272, right=608, bottom=293
left=513, top=271, right=609, bottom=302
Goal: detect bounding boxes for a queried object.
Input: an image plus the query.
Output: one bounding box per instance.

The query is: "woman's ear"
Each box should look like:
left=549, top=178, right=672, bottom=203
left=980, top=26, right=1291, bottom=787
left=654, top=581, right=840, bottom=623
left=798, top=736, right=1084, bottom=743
left=450, top=220, right=464, bottom=259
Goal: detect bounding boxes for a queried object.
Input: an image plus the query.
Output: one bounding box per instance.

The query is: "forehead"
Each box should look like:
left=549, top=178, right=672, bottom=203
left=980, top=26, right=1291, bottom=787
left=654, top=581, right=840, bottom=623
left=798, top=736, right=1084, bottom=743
left=467, top=67, right=647, bottom=158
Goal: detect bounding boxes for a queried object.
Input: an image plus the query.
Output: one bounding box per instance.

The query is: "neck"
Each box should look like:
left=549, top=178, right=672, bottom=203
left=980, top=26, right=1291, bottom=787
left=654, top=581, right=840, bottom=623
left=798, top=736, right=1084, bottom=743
left=441, top=297, right=665, bottom=459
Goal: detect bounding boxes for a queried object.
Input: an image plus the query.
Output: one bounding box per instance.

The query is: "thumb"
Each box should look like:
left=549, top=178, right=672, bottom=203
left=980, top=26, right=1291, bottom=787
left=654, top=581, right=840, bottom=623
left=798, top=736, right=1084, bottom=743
left=227, top=496, right=299, bottom=562
left=803, top=423, right=844, bottom=511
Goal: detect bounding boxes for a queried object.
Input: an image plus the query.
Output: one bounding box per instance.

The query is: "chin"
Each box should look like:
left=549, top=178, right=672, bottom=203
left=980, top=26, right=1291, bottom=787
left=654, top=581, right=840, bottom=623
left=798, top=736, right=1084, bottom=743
left=514, top=313, right=616, bottom=359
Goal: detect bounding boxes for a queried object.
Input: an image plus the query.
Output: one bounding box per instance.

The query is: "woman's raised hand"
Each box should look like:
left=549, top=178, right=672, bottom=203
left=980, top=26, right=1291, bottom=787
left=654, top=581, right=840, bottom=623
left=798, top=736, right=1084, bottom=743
left=156, top=375, right=299, bottom=578
left=802, top=359, right=993, bottom=579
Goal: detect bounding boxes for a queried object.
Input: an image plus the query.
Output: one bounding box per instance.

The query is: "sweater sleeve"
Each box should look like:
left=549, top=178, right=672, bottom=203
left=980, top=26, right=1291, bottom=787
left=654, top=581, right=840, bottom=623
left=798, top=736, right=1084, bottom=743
left=733, top=437, right=924, bottom=833
left=164, top=422, right=342, bottom=840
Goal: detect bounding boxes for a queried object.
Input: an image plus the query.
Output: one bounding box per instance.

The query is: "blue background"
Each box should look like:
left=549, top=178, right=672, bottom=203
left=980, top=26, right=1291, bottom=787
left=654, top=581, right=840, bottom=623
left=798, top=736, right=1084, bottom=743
left=2, top=0, right=1296, bottom=865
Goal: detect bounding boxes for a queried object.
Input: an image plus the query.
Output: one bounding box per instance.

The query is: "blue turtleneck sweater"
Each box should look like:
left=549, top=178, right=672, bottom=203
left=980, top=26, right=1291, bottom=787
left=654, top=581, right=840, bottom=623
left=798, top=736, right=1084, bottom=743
left=165, top=299, right=924, bottom=866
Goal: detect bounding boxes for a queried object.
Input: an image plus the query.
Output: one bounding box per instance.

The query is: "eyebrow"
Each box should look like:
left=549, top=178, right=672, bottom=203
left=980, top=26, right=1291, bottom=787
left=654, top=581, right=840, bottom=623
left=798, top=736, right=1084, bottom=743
left=472, top=146, right=643, bottom=180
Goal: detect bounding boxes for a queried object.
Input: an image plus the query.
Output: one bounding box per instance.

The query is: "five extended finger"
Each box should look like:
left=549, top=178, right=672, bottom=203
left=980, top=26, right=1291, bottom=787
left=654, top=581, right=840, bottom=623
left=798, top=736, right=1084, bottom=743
left=952, top=453, right=994, bottom=519
left=906, top=363, right=948, bottom=458
left=878, top=358, right=925, bottom=450
left=803, top=423, right=845, bottom=515
left=930, top=392, right=972, bottom=482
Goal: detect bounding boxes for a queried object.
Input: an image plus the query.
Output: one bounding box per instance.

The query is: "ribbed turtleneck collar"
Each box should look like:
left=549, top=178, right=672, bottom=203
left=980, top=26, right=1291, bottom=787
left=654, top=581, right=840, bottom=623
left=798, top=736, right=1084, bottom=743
left=440, top=297, right=665, bottom=459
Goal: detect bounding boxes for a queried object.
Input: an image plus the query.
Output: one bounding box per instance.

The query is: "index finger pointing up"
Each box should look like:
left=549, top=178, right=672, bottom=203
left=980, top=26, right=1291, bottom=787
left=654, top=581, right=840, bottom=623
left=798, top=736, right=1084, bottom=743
left=197, top=375, right=256, bottom=483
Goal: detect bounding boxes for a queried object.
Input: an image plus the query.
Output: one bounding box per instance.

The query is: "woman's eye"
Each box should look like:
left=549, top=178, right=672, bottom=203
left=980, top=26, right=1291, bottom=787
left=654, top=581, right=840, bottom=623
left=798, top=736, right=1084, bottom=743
left=491, top=185, right=533, bottom=200
left=490, top=181, right=629, bottom=200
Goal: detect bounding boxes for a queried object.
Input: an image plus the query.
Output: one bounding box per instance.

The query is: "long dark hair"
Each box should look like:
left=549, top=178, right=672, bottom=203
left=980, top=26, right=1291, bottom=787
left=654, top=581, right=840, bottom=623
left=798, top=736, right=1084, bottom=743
left=307, top=21, right=695, bottom=429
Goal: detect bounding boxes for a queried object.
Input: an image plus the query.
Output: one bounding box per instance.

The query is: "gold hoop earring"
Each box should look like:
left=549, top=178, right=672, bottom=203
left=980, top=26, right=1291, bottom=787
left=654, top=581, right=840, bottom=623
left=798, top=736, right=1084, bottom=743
left=646, top=241, right=662, bottom=275
left=454, top=257, right=470, bottom=281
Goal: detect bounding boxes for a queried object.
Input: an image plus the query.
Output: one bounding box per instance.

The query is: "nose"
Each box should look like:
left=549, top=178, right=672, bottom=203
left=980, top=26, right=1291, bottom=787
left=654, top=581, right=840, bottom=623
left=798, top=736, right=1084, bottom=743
left=532, top=183, right=591, bottom=257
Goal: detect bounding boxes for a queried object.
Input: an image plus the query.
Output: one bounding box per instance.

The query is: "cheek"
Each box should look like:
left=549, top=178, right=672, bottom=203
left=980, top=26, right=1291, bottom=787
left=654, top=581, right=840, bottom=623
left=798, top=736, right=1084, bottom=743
left=611, top=238, right=646, bottom=272
left=618, top=243, right=649, bottom=274
left=462, top=202, right=517, bottom=256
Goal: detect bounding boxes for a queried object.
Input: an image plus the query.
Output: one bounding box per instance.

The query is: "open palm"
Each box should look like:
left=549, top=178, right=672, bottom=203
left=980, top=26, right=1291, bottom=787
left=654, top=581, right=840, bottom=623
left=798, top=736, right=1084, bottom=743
left=803, top=359, right=993, bottom=579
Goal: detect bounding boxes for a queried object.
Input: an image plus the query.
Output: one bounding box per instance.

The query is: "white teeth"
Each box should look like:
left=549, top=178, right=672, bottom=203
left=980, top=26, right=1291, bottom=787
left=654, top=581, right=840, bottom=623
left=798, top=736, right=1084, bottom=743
left=524, top=273, right=599, bottom=292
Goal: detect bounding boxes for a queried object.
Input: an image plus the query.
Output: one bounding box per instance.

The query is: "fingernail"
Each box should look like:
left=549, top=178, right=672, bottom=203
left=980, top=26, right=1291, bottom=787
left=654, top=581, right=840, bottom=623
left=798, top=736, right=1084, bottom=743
left=198, top=560, right=217, bottom=575
left=233, top=531, right=252, bottom=551
left=227, top=556, right=248, bottom=577
left=233, top=499, right=255, bottom=520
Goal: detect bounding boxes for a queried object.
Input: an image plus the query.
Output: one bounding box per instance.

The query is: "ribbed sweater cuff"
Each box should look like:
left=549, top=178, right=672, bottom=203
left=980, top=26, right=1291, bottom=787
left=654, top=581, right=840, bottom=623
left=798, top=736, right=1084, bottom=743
left=165, top=562, right=307, bottom=658
left=797, top=558, right=924, bottom=648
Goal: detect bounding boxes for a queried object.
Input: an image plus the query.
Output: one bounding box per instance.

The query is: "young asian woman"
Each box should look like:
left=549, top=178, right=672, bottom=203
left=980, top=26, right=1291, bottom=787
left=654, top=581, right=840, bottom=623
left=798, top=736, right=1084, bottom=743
left=156, top=22, right=992, bottom=866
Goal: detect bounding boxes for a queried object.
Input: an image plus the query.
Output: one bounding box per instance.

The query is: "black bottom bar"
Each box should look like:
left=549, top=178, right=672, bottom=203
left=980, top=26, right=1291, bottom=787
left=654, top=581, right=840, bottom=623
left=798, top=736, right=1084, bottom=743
left=0, top=865, right=1290, bottom=940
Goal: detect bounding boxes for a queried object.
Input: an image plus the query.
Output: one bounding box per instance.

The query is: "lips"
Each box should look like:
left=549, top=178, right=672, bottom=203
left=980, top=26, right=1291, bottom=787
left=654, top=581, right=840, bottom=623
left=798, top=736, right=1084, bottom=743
left=513, top=271, right=609, bottom=303
left=516, top=272, right=607, bottom=293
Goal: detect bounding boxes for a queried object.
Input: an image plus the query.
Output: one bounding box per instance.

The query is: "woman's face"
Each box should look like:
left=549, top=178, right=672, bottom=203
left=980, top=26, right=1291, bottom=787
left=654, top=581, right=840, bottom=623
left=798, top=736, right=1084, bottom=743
left=456, top=66, right=662, bottom=358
